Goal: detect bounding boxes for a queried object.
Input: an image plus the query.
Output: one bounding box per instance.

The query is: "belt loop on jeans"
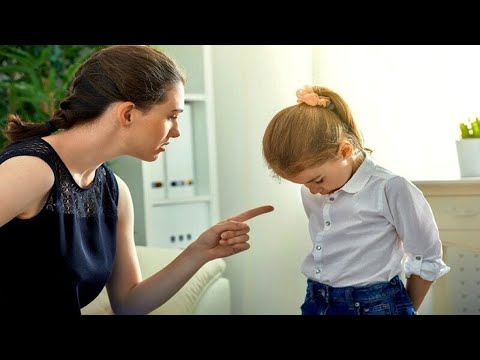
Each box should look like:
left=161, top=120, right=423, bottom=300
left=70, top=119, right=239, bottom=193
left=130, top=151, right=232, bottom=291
left=322, top=286, right=328, bottom=300
left=390, top=275, right=400, bottom=290
left=345, top=288, right=354, bottom=305
left=309, top=280, right=328, bottom=303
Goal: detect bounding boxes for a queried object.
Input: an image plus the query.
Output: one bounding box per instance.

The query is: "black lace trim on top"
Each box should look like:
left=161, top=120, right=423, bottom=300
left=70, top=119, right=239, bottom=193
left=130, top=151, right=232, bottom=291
left=0, top=137, right=119, bottom=218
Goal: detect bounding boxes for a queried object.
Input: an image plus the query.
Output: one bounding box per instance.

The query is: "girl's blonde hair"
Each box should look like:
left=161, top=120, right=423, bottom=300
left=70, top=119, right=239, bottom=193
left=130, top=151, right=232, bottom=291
left=262, top=86, right=370, bottom=178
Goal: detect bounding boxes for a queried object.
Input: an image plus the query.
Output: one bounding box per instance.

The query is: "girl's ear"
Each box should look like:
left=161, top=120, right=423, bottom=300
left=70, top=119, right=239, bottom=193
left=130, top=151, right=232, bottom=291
left=117, top=101, right=136, bottom=128
left=338, top=141, right=353, bottom=159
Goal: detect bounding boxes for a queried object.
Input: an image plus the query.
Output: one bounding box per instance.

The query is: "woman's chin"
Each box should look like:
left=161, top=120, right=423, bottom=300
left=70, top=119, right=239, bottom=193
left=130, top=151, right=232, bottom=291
left=145, top=151, right=163, bottom=162
left=152, top=146, right=165, bottom=156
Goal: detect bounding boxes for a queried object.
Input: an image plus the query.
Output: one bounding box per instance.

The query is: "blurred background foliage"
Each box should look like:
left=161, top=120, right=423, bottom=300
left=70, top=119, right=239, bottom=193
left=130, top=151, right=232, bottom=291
left=0, top=45, right=108, bottom=148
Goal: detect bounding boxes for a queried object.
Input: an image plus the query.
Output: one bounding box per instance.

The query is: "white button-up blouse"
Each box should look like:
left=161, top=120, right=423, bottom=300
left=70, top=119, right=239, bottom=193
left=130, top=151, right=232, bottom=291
left=300, top=156, right=450, bottom=287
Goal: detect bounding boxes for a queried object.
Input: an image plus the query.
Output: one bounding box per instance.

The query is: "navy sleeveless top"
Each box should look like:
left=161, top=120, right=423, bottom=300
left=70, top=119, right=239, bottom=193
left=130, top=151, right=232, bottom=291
left=0, top=137, right=118, bottom=315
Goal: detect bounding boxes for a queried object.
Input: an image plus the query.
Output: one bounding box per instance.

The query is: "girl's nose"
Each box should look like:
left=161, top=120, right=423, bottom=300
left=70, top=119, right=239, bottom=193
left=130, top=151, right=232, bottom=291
left=306, top=184, right=321, bottom=195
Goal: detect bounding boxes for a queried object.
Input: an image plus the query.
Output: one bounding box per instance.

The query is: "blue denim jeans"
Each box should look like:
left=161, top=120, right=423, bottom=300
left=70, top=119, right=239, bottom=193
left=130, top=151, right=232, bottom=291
left=301, top=276, right=415, bottom=315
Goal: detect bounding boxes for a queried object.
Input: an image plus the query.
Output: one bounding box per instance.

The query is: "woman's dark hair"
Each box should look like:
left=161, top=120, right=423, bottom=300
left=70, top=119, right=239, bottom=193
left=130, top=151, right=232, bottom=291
left=2, top=45, right=185, bottom=145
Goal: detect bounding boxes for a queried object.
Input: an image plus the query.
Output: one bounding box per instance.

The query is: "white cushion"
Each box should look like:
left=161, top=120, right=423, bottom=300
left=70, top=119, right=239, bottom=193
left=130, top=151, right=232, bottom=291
left=81, top=246, right=226, bottom=315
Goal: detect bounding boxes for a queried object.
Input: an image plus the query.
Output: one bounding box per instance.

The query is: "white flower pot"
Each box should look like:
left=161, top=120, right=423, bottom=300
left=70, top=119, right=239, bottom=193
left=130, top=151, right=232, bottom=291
left=456, top=139, right=480, bottom=177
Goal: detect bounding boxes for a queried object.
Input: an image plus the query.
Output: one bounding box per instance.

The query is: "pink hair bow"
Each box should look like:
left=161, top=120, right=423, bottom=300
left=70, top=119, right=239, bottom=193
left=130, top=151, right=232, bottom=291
left=296, top=85, right=331, bottom=108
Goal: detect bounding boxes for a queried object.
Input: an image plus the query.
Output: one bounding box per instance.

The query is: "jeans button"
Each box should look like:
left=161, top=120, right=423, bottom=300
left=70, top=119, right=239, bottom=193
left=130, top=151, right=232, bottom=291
left=354, top=302, right=360, bottom=307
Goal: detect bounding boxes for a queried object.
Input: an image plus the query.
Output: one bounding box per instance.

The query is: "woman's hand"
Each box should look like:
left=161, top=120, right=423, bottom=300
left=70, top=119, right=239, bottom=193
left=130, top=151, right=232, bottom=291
left=188, top=205, right=274, bottom=261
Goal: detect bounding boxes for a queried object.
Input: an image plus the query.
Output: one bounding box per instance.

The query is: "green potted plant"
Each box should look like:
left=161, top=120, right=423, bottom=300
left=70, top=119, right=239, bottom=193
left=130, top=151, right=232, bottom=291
left=456, top=117, right=480, bottom=177
left=0, top=45, right=107, bottom=149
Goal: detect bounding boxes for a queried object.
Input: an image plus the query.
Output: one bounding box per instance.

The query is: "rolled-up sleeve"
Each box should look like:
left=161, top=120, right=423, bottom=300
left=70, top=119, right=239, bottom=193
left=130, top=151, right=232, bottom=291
left=383, top=176, right=450, bottom=281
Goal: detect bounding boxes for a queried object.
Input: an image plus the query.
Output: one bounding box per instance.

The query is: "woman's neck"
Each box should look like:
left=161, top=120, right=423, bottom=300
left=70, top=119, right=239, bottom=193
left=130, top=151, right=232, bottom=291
left=43, top=122, right=119, bottom=176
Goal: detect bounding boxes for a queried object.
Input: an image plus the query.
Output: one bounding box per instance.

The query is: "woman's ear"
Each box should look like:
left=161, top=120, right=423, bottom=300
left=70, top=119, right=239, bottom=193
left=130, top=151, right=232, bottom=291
left=338, top=141, right=353, bottom=159
left=117, top=101, right=136, bottom=128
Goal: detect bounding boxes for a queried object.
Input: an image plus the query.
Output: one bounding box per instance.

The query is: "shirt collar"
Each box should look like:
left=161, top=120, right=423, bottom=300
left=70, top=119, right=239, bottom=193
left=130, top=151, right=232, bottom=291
left=340, top=155, right=376, bottom=194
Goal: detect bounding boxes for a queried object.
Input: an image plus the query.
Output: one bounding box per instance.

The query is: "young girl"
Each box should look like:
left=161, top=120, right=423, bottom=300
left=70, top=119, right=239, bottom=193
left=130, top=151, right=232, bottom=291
left=262, top=85, right=449, bottom=315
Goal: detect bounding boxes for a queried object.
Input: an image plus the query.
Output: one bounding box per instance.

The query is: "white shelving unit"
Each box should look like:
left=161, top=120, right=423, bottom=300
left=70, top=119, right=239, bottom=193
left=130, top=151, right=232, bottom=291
left=110, top=45, right=219, bottom=248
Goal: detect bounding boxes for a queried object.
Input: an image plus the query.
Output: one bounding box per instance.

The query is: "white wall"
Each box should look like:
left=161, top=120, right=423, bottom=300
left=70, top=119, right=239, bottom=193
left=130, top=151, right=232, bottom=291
left=211, top=45, right=480, bottom=314
left=313, top=45, right=480, bottom=180
left=211, top=45, right=313, bottom=314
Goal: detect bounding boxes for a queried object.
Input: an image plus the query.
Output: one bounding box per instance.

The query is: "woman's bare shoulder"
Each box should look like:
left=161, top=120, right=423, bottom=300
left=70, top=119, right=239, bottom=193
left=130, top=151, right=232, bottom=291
left=0, top=156, right=55, bottom=226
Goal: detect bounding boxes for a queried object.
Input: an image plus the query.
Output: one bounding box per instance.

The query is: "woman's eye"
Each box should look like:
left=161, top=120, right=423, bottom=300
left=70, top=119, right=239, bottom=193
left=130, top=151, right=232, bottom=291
left=314, top=179, right=323, bottom=184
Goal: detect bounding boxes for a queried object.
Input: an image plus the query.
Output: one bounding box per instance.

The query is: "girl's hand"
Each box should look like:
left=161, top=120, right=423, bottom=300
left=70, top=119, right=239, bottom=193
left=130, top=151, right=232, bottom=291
left=189, top=205, right=274, bottom=261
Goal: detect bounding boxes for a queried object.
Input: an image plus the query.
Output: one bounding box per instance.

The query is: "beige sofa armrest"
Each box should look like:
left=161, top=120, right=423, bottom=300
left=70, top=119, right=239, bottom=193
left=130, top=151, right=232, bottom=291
left=193, top=277, right=231, bottom=315
left=81, top=246, right=228, bottom=315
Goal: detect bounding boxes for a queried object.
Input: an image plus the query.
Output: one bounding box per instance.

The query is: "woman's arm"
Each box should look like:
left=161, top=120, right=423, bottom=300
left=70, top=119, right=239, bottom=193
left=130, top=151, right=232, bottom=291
left=107, top=174, right=273, bottom=314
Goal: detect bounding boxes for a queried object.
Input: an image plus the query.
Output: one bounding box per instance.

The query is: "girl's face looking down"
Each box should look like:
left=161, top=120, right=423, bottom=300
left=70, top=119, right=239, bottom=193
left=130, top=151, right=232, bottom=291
left=286, top=143, right=356, bottom=195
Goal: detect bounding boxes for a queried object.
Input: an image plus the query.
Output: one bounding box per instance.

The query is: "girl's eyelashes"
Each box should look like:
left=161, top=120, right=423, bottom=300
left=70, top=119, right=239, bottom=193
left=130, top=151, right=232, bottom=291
left=314, top=178, right=324, bottom=184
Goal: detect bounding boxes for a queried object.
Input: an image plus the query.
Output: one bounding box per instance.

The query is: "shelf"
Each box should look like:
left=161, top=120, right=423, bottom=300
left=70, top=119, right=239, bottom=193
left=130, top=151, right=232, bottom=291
left=413, top=180, right=480, bottom=196
left=185, top=93, right=206, bottom=102
left=151, top=196, right=211, bottom=206
left=413, top=178, right=480, bottom=185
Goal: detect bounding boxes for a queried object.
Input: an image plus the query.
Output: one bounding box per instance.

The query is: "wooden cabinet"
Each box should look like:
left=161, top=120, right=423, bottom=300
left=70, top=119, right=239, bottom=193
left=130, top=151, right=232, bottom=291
left=413, top=179, right=480, bottom=314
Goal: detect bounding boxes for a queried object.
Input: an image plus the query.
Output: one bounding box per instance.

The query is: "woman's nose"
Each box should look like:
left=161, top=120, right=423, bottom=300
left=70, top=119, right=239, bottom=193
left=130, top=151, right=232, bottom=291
left=170, top=125, right=180, bottom=138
